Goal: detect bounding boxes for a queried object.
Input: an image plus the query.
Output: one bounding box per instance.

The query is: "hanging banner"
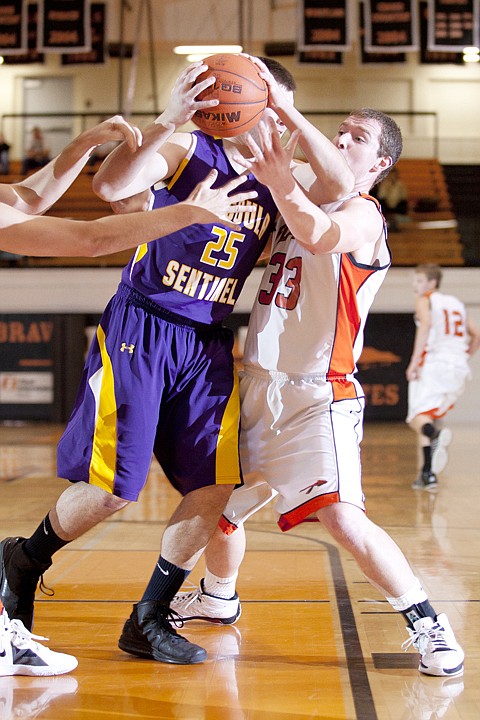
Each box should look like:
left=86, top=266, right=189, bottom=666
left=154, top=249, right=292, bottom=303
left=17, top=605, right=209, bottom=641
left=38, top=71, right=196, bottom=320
left=0, top=0, right=27, bottom=54
left=359, top=2, right=407, bottom=63
left=364, top=0, right=419, bottom=52
left=420, top=2, right=463, bottom=63
left=298, top=0, right=351, bottom=52
left=61, top=2, right=105, bottom=64
left=297, top=49, right=343, bottom=64
left=37, top=0, right=90, bottom=52
left=427, top=0, right=479, bottom=50
left=2, top=3, right=43, bottom=63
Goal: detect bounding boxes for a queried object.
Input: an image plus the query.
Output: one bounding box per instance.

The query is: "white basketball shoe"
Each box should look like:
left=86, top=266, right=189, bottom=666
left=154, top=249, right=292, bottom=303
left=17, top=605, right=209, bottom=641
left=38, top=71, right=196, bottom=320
left=403, top=613, right=464, bottom=677
left=0, top=611, right=78, bottom=677
left=431, top=428, right=452, bottom=474
left=171, top=580, right=241, bottom=625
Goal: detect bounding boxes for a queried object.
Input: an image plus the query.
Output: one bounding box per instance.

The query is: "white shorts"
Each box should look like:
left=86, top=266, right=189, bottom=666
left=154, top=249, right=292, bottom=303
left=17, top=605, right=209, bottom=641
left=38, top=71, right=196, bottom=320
left=219, top=367, right=365, bottom=534
left=406, top=356, right=471, bottom=423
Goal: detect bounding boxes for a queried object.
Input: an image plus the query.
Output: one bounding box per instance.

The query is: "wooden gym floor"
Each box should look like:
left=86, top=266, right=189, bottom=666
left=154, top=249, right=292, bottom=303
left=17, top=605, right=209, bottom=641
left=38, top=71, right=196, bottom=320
left=0, top=421, right=479, bottom=719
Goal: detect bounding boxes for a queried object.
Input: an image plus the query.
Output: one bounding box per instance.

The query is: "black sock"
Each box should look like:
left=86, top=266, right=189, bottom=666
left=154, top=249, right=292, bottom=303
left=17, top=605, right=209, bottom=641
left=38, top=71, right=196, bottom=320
left=421, top=422, right=438, bottom=439
left=401, top=599, right=437, bottom=629
left=422, top=446, right=432, bottom=473
left=23, top=514, right=69, bottom=565
left=141, top=556, right=190, bottom=604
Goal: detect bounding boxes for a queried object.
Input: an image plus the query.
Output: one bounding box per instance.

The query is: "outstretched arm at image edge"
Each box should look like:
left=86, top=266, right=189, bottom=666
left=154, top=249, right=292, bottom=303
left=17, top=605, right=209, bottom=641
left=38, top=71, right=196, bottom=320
left=0, top=116, right=142, bottom=216
left=0, top=171, right=256, bottom=257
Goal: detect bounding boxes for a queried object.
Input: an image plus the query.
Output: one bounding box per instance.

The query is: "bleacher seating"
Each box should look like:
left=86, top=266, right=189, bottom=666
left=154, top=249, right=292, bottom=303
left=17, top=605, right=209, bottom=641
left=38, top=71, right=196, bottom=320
left=390, top=159, right=464, bottom=266
left=1, top=158, right=466, bottom=268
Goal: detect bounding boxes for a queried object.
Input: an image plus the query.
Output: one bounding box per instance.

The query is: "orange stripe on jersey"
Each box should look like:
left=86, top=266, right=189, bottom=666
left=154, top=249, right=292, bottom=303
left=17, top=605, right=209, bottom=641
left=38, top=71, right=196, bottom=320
left=327, top=256, right=375, bottom=384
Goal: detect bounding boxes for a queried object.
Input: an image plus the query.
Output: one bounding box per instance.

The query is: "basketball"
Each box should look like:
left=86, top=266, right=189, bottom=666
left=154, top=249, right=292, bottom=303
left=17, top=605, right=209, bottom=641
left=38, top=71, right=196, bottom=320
left=192, top=54, right=268, bottom=138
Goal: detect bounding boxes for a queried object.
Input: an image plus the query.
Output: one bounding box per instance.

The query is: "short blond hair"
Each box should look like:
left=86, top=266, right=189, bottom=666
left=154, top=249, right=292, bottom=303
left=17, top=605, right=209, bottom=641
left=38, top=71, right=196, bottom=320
left=415, top=264, right=442, bottom=288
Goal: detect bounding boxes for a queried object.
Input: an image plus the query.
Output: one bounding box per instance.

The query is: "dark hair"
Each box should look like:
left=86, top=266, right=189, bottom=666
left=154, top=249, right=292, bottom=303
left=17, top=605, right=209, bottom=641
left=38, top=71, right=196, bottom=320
left=348, top=108, right=403, bottom=185
left=415, top=263, right=443, bottom=288
left=257, top=57, right=297, bottom=93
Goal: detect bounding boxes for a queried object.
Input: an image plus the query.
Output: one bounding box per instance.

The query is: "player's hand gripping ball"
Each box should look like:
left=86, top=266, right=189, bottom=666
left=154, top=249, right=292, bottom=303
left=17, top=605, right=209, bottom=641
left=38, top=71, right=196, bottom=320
left=192, top=54, right=268, bottom=138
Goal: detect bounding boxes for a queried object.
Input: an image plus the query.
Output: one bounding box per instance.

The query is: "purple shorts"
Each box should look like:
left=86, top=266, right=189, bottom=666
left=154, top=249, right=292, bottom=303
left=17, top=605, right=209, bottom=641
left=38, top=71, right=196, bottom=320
left=57, top=284, right=242, bottom=500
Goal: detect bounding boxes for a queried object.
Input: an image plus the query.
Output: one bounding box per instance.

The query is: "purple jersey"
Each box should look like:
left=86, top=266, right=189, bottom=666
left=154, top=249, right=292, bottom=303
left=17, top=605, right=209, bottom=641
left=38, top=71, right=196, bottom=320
left=120, top=131, right=278, bottom=325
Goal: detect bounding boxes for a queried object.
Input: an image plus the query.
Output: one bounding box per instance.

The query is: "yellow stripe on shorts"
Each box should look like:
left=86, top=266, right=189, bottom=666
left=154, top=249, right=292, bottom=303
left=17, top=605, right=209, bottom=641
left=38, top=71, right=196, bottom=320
left=216, top=368, right=242, bottom=484
left=89, top=324, right=117, bottom=493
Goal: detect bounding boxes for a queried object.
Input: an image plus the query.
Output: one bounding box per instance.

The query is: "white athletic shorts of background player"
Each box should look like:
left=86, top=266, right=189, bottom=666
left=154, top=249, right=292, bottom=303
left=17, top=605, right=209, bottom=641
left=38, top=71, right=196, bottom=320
left=406, top=355, right=471, bottom=423
left=219, top=366, right=366, bottom=535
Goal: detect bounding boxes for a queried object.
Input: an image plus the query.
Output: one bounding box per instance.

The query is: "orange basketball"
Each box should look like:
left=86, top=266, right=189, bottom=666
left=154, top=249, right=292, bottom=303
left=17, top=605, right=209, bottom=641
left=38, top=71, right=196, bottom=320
left=192, top=54, right=268, bottom=138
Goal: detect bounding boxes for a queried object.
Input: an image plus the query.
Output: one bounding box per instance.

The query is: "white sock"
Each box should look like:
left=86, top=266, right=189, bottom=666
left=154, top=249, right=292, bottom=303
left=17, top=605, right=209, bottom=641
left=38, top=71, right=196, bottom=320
left=203, top=569, right=238, bottom=599
left=386, top=578, right=428, bottom=611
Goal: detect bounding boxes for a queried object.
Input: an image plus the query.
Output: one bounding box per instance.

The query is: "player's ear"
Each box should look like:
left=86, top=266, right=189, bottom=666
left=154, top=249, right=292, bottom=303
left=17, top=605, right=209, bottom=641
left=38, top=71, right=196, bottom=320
left=372, top=156, right=393, bottom=173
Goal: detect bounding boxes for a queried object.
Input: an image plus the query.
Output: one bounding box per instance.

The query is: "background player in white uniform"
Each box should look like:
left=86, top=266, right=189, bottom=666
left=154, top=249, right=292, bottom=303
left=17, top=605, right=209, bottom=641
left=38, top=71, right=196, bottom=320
left=406, top=264, right=480, bottom=489
left=172, top=114, right=465, bottom=678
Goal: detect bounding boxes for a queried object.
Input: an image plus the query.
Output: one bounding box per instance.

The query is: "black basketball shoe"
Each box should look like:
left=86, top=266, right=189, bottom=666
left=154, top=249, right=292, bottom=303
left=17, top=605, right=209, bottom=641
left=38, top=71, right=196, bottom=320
left=0, top=537, right=51, bottom=631
left=412, top=471, right=438, bottom=491
left=118, top=601, right=207, bottom=665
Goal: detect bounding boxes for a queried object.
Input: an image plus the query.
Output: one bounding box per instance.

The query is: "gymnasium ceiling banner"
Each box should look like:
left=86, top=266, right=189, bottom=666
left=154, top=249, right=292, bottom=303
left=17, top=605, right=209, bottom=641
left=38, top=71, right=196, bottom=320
left=419, top=1, right=464, bottom=63
left=359, top=2, right=407, bottom=63
left=37, top=0, right=90, bottom=52
left=0, top=0, right=27, bottom=53
left=2, top=3, right=44, bottom=63
left=298, top=0, right=351, bottom=52
left=297, top=48, right=343, bottom=64
left=427, top=0, right=479, bottom=50
left=363, top=0, right=419, bottom=52
left=61, top=2, right=105, bottom=65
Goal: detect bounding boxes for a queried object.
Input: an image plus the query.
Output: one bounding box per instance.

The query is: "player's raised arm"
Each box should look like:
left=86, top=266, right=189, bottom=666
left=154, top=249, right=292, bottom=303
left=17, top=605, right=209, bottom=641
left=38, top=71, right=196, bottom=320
left=248, top=55, right=354, bottom=204
left=93, top=62, right=221, bottom=202
left=234, top=119, right=378, bottom=255
left=0, top=116, right=142, bottom=216
left=0, top=170, right=256, bottom=257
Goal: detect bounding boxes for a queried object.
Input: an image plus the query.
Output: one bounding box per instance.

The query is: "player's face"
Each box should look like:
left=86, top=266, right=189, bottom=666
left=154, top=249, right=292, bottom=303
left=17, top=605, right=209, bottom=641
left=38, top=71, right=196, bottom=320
left=413, top=272, right=435, bottom=297
left=333, top=116, right=387, bottom=182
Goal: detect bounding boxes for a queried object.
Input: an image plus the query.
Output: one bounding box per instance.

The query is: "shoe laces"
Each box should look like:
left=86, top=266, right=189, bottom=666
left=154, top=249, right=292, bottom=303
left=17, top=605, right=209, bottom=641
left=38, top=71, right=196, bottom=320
left=402, top=620, right=450, bottom=654
left=8, top=617, right=49, bottom=650
left=39, top=575, right=55, bottom=598
left=159, top=606, right=185, bottom=633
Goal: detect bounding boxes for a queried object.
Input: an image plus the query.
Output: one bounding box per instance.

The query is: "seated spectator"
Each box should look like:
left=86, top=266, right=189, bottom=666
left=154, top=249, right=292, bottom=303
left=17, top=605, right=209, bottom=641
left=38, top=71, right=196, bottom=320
left=376, top=167, right=408, bottom=231
left=22, top=127, right=51, bottom=175
left=0, top=133, right=10, bottom=174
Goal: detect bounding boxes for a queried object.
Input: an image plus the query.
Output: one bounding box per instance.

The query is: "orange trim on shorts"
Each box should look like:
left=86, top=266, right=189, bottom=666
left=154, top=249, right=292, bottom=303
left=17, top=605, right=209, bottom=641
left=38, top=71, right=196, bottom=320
left=330, top=377, right=359, bottom=401
left=425, top=404, right=454, bottom=420
left=277, top=492, right=340, bottom=532
left=219, top=514, right=239, bottom=535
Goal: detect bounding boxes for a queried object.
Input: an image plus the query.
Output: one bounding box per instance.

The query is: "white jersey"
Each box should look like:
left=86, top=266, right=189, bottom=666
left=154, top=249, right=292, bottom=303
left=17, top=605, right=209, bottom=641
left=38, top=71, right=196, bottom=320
left=243, top=193, right=390, bottom=381
left=423, top=291, right=469, bottom=364
left=406, top=289, right=471, bottom=422
left=221, top=193, right=389, bottom=532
